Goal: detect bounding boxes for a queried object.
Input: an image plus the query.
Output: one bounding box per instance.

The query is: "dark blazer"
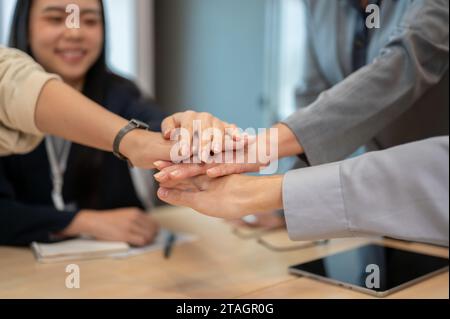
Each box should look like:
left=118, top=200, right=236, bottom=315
left=0, top=75, right=165, bottom=246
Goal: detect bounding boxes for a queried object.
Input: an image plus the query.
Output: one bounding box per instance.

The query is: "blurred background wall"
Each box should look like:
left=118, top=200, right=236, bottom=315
left=154, top=0, right=305, bottom=129
left=0, top=0, right=306, bottom=129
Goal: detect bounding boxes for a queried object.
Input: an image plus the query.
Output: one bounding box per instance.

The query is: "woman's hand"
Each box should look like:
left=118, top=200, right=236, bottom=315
left=152, top=133, right=272, bottom=183
left=161, top=110, right=251, bottom=162
left=153, top=122, right=301, bottom=181
left=60, top=207, right=160, bottom=247
left=156, top=174, right=284, bottom=220
left=120, top=129, right=174, bottom=169
left=153, top=160, right=262, bottom=184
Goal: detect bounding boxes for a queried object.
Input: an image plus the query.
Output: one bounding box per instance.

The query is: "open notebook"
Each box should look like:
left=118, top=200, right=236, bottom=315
left=32, top=229, right=197, bottom=263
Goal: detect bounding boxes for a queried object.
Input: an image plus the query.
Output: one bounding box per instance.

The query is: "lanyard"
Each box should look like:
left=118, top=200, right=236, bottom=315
left=45, top=136, right=71, bottom=211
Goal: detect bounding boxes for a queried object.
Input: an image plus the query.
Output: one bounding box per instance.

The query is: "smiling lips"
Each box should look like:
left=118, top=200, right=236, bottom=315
left=55, top=48, right=87, bottom=64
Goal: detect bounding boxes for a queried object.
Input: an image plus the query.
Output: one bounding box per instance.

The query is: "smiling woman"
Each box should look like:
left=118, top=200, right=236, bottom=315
left=27, top=0, right=104, bottom=90
left=1, top=0, right=138, bottom=79
left=1, top=0, right=166, bottom=246
left=1, top=0, right=238, bottom=247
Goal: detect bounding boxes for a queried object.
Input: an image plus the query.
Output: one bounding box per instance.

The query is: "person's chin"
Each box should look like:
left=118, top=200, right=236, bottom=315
left=58, top=68, right=84, bottom=79
left=52, top=57, right=90, bottom=78
left=52, top=62, right=88, bottom=82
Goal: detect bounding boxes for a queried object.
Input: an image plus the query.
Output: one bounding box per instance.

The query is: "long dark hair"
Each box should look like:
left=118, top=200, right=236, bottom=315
left=9, top=0, right=111, bottom=208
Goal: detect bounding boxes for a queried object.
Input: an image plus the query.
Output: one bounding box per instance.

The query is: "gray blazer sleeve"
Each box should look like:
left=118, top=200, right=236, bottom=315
left=282, top=0, right=449, bottom=165
left=282, top=136, right=449, bottom=247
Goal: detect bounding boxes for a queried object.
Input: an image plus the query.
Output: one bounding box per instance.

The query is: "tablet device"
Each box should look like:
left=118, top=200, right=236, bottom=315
left=289, top=243, right=449, bottom=297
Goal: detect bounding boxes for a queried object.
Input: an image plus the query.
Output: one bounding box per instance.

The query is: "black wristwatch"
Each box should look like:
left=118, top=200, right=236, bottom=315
left=113, top=119, right=150, bottom=165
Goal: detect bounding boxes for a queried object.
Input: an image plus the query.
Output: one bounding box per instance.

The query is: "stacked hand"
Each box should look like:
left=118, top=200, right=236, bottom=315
left=157, top=174, right=284, bottom=220
left=61, top=110, right=256, bottom=245
left=122, top=110, right=251, bottom=169
left=62, top=111, right=297, bottom=245
left=151, top=122, right=301, bottom=221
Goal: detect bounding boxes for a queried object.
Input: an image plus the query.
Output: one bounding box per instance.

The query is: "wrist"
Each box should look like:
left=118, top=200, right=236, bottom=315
left=60, top=210, right=95, bottom=237
left=120, top=130, right=172, bottom=168
left=119, top=128, right=147, bottom=161
left=238, top=175, right=284, bottom=215
left=251, top=131, right=279, bottom=168
left=273, top=123, right=303, bottom=158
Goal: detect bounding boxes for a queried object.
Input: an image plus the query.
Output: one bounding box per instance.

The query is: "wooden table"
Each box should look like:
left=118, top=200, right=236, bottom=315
left=0, top=206, right=447, bottom=299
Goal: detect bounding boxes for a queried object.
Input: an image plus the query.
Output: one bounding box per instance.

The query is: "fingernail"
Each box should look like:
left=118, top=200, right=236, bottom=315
left=158, top=188, right=169, bottom=198
left=154, top=161, right=164, bottom=168
left=154, top=172, right=166, bottom=180
left=170, top=170, right=181, bottom=177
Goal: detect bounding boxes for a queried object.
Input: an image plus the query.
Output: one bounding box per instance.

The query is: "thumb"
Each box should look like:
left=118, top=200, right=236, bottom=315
left=161, top=115, right=179, bottom=139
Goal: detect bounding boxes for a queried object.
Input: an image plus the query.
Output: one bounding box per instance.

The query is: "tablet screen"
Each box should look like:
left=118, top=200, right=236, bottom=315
left=289, top=244, right=448, bottom=294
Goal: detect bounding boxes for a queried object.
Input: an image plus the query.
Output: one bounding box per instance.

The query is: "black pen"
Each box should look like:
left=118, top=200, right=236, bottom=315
left=163, top=232, right=176, bottom=259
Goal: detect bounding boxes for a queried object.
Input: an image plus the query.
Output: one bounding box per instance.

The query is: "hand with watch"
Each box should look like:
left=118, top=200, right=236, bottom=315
left=34, top=80, right=243, bottom=168
left=112, top=119, right=160, bottom=167
left=112, top=111, right=246, bottom=169
left=112, top=118, right=174, bottom=169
